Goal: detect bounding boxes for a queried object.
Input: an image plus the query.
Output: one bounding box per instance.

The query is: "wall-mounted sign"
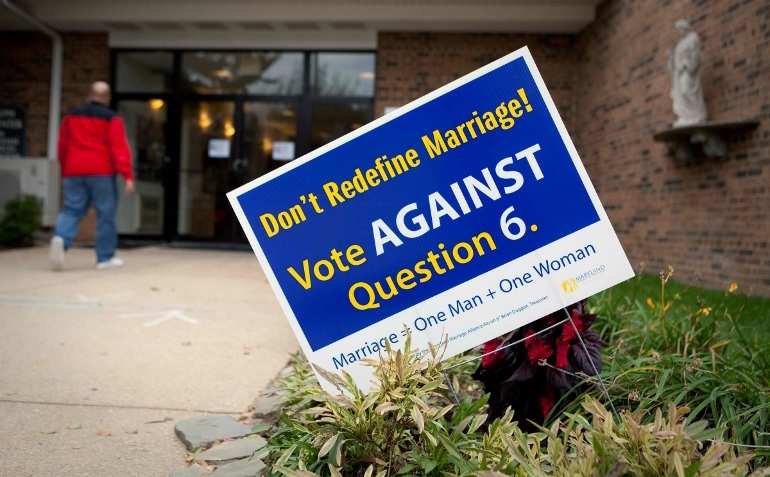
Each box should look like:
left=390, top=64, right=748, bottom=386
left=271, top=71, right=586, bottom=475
left=208, top=138, right=231, bottom=159
left=0, top=105, right=27, bottom=157
left=272, top=141, right=295, bottom=161
left=228, top=47, right=634, bottom=393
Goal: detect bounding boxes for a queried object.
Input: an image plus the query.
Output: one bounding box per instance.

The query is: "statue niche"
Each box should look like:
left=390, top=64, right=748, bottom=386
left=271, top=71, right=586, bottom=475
left=655, top=19, right=759, bottom=165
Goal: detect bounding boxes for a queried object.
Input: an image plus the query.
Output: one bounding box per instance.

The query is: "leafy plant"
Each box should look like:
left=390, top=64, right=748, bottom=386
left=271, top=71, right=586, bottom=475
left=262, top=332, right=521, bottom=477
left=0, top=195, right=41, bottom=247
left=506, top=397, right=767, bottom=477
left=272, top=353, right=323, bottom=414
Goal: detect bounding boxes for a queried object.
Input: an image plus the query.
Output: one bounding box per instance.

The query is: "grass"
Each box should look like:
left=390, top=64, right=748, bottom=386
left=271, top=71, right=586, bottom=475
left=594, top=270, right=770, bottom=343
left=573, top=267, right=770, bottom=465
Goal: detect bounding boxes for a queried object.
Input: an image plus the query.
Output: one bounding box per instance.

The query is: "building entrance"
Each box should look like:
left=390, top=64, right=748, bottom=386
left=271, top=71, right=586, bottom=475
left=112, top=50, right=375, bottom=244
left=177, top=100, right=298, bottom=242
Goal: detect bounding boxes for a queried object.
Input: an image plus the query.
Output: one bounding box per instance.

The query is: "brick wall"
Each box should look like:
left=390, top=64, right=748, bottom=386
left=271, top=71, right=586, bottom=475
left=375, top=5, right=769, bottom=295
left=375, top=33, right=577, bottom=132
left=573, top=0, right=770, bottom=295
left=0, top=32, right=110, bottom=243
left=0, top=32, right=110, bottom=156
left=0, top=32, right=53, bottom=157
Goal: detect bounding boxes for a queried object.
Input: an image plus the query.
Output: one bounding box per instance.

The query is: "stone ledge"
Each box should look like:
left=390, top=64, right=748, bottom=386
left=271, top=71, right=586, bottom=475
left=653, top=119, right=760, bottom=165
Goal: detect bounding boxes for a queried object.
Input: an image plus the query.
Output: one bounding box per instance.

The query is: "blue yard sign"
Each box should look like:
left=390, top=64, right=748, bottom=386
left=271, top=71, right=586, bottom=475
left=228, top=46, right=634, bottom=392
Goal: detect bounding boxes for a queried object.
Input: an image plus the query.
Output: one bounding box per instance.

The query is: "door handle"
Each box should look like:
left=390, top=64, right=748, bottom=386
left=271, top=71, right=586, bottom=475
left=233, top=158, right=248, bottom=172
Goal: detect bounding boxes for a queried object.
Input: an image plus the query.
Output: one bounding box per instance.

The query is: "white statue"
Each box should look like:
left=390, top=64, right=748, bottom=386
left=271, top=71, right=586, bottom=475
left=667, top=20, right=707, bottom=127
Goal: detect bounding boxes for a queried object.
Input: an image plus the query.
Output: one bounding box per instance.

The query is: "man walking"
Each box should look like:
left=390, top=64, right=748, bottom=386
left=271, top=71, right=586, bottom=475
left=49, top=81, right=134, bottom=270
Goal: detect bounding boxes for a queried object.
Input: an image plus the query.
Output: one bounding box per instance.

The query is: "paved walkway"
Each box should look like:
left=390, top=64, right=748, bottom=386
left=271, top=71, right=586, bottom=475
left=0, top=244, right=298, bottom=476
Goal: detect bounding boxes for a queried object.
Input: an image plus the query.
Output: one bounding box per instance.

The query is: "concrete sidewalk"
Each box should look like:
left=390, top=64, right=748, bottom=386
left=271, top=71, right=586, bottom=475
left=0, top=244, right=298, bottom=476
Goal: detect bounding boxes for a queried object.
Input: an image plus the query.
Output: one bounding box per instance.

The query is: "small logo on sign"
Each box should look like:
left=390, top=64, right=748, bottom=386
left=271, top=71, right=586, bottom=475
left=561, top=278, right=578, bottom=293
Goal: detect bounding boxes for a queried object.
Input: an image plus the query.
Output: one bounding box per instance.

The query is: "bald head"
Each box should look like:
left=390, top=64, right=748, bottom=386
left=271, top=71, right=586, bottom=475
left=88, top=81, right=111, bottom=105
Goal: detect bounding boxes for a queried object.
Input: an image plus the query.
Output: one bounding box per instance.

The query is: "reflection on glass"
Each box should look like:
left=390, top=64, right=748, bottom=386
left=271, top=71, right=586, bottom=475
left=115, top=52, right=174, bottom=93
left=311, top=103, right=372, bottom=150
left=115, top=100, right=167, bottom=235
left=178, top=101, right=236, bottom=238
left=242, top=102, right=298, bottom=179
left=310, top=53, right=375, bottom=97
left=182, top=52, right=304, bottom=95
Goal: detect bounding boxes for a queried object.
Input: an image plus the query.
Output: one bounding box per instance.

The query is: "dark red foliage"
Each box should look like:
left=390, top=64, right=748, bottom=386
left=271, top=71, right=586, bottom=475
left=471, top=300, right=603, bottom=432
left=481, top=337, right=504, bottom=368
left=524, top=330, right=554, bottom=363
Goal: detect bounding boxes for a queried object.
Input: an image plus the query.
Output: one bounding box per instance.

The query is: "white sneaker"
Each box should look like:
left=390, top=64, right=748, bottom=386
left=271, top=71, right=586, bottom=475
left=96, top=257, right=124, bottom=270
left=50, top=236, right=64, bottom=271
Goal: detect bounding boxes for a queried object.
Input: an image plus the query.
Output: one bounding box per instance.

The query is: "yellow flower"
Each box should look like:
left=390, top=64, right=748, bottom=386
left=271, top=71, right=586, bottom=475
left=728, top=283, right=738, bottom=293
left=646, top=298, right=656, bottom=310
left=698, top=307, right=712, bottom=315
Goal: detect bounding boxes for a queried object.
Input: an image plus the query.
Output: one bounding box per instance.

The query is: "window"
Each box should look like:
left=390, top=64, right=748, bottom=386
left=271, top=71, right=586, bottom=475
left=115, top=52, right=174, bottom=93
left=242, top=102, right=298, bottom=176
left=182, top=52, right=304, bottom=95
left=312, top=103, right=372, bottom=149
left=310, top=53, right=375, bottom=97
left=115, top=100, right=167, bottom=235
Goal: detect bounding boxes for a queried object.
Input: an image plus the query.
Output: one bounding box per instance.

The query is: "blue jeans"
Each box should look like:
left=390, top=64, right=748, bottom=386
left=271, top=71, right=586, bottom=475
left=54, top=176, right=118, bottom=263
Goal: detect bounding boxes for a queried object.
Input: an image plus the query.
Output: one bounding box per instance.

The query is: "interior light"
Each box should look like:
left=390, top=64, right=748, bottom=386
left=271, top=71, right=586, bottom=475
left=281, top=109, right=295, bottom=117
left=149, top=99, right=164, bottom=110
left=212, top=69, right=234, bottom=79
left=199, top=112, right=212, bottom=129
left=224, top=121, right=236, bottom=137
left=359, top=71, right=375, bottom=79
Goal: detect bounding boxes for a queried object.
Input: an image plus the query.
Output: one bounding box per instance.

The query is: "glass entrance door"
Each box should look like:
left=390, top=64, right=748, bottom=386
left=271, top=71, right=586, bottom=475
left=113, top=49, right=375, bottom=244
left=177, top=100, right=298, bottom=242
left=236, top=101, right=298, bottom=241
left=115, top=99, right=168, bottom=237
left=178, top=101, right=236, bottom=240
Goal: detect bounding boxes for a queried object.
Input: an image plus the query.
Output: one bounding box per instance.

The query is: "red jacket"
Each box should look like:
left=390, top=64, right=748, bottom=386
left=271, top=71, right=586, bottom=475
left=58, top=101, right=133, bottom=180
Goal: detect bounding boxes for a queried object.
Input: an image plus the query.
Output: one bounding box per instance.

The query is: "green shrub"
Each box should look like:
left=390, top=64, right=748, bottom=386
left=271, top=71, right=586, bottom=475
left=255, top=331, right=768, bottom=476
left=0, top=195, right=42, bottom=247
